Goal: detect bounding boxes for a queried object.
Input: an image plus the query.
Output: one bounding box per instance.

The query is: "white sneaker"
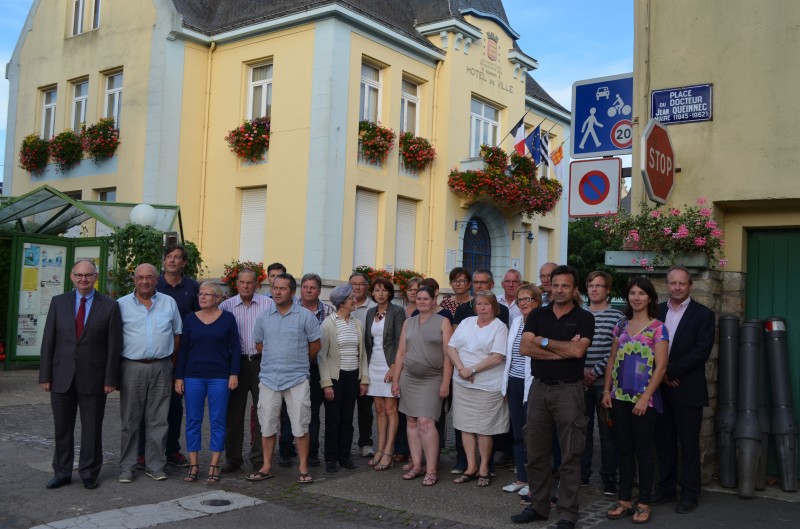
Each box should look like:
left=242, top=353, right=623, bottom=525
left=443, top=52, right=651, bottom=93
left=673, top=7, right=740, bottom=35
left=518, top=485, right=530, bottom=496
left=503, top=482, right=527, bottom=493
left=360, top=446, right=375, bottom=457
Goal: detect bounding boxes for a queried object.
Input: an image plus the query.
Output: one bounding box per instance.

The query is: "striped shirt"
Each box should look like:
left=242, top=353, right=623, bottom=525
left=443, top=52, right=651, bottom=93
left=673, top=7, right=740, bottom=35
left=586, top=305, right=625, bottom=384
left=509, top=322, right=527, bottom=379
left=220, top=293, right=273, bottom=357
left=333, top=312, right=360, bottom=371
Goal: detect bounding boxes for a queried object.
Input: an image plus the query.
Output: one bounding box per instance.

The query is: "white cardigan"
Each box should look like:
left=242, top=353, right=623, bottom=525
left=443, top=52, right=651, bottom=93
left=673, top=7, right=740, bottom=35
left=501, top=316, right=534, bottom=402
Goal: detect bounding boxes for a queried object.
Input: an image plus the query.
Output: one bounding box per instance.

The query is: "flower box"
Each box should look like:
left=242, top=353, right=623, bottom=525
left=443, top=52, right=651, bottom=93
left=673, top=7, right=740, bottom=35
left=605, top=250, right=709, bottom=273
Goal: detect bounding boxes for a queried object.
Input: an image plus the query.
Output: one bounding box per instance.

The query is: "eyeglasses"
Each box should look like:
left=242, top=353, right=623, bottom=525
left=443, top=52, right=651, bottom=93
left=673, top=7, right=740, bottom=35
left=349, top=282, right=367, bottom=288
left=406, top=289, right=418, bottom=294
left=517, top=296, right=537, bottom=304
left=450, top=279, right=467, bottom=285
left=198, top=292, right=217, bottom=297
left=72, top=273, right=97, bottom=280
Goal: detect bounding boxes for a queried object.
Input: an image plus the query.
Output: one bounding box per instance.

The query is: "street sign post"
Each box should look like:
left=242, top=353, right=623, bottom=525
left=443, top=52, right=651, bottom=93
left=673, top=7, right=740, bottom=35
left=641, top=119, right=675, bottom=204
left=571, top=73, right=633, bottom=159
left=568, top=158, right=622, bottom=217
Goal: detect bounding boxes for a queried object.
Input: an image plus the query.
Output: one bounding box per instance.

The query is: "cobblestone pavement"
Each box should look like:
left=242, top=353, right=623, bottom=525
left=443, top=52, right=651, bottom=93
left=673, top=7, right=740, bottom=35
left=2, top=368, right=798, bottom=529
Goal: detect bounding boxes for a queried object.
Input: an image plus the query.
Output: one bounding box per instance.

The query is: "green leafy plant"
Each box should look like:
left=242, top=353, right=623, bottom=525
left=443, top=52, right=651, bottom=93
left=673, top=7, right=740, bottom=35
left=81, top=117, right=121, bottom=164
left=18, top=134, right=50, bottom=174
left=358, top=121, right=396, bottom=165
left=107, top=223, right=205, bottom=298
left=221, top=260, right=268, bottom=296
left=48, top=130, right=83, bottom=173
left=225, top=117, right=271, bottom=162
left=392, top=268, right=425, bottom=295
left=399, top=133, right=436, bottom=172
left=567, top=217, right=628, bottom=299
left=596, top=198, right=726, bottom=270
left=448, top=145, right=562, bottom=217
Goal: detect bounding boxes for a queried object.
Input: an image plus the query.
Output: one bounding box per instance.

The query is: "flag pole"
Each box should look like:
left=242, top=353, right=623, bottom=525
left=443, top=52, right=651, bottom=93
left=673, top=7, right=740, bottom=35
left=498, top=111, right=530, bottom=145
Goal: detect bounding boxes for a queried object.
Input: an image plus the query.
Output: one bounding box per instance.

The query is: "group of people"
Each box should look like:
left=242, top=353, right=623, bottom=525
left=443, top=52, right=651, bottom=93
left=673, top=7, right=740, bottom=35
left=38, top=250, right=716, bottom=529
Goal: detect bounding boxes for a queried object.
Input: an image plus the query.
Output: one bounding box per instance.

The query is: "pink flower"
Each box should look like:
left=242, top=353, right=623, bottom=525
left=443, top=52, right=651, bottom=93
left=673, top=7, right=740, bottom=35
left=649, top=210, right=662, bottom=218
left=663, top=227, right=673, bottom=236
left=694, top=237, right=707, bottom=247
left=628, top=229, right=640, bottom=241
left=670, top=208, right=681, bottom=216
left=697, top=197, right=707, bottom=205
left=672, top=224, right=690, bottom=238
left=718, top=259, right=728, bottom=267
left=705, top=220, right=718, bottom=229
left=639, top=258, right=649, bottom=267
left=700, top=208, right=712, bottom=217
left=711, top=229, right=722, bottom=238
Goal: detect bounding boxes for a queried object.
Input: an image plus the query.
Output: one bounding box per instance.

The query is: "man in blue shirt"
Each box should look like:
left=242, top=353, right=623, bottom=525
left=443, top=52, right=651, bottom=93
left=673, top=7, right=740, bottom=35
left=248, top=273, right=321, bottom=484
left=117, top=264, right=182, bottom=483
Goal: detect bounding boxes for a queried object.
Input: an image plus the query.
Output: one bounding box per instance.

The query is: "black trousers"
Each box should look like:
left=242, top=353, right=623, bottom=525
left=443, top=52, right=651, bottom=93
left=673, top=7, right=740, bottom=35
left=655, top=394, right=703, bottom=500
left=611, top=400, right=657, bottom=504
left=324, top=369, right=359, bottom=463
left=356, top=393, right=374, bottom=448
left=225, top=355, right=263, bottom=468
left=51, top=381, right=107, bottom=480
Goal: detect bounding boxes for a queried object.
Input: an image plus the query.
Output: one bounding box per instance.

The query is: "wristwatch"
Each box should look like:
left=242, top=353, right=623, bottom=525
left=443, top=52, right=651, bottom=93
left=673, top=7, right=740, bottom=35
left=471, top=367, right=477, bottom=375
left=540, top=338, right=550, bottom=350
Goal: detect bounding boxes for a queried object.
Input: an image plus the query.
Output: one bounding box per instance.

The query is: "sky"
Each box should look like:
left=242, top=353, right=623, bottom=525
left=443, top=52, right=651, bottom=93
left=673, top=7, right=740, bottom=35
left=0, top=0, right=633, bottom=184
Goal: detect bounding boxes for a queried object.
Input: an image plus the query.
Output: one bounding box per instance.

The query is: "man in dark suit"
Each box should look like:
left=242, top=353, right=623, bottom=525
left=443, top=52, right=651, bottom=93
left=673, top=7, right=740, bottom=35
left=652, top=265, right=715, bottom=514
left=39, top=259, right=123, bottom=490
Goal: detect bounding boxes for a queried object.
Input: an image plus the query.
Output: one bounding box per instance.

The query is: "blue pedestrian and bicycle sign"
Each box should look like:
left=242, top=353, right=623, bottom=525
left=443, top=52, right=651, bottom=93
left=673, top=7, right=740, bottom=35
left=571, top=73, right=633, bottom=159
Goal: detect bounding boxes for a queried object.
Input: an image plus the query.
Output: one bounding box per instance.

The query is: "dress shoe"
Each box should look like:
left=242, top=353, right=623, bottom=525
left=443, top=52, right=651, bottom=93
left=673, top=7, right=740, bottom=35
left=675, top=498, right=698, bottom=514
left=510, top=505, right=549, bottom=524
left=46, top=476, right=72, bottom=489
left=83, top=478, right=98, bottom=490
left=326, top=461, right=338, bottom=473
left=650, top=490, right=677, bottom=505
left=339, top=459, right=357, bottom=469
left=221, top=462, right=241, bottom=473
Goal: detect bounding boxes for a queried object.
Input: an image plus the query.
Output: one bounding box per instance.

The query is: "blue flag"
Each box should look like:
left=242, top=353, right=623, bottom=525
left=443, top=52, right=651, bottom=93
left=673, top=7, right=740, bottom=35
left=525, top=126, right=541, bottom=165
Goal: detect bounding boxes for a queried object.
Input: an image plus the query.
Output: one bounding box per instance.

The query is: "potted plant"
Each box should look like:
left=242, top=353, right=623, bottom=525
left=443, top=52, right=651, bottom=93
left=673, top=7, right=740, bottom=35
left=48, top=130, right=83, bottom=173
left=81, top=117, right=121, bottom=164
left=392, top=268, right=425, bottom=296
left=398, top=132, right=436, bottom=172
left=221, top=259, right=268, bottom=296
left=18, top=134, right=50, bottom=174
left=596, top=198, right=726, bottom=270
left=224, top=117, right=271, bottom=163
left=358, top=121, right=396, bottom=165
left=448, top=145, right=562, bottom=217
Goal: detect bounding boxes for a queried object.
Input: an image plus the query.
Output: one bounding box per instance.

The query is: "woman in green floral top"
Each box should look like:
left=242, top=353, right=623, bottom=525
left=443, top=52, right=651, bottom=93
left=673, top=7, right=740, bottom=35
left=601, top=277, right=668, bottom=524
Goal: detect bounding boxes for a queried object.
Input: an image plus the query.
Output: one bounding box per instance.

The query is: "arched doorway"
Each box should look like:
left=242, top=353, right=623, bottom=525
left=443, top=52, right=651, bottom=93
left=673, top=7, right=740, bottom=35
left=461, top=217, right=491, bottom=274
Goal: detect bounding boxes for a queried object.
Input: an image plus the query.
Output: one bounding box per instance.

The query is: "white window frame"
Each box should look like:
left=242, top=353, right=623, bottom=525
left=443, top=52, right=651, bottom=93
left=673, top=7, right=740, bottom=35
left=105, top=72, right=123, bottom=127
left=400, top=79, right=419, bottom=135
left=72, top=80, right=88, bottom=131
left=359, top=62, right=382, bottom=123
left=394, top=197, right=417, bottom=270
left=92, top=0, right=101, bottom=30
left=469, top=98, right=500, bottom=157
left=41, top=88, right=57, bottom=139
left=247, top=63, right=273, bottom=120
left=72, top=0, right=85, bottom=35
left=353, top=189, right=379, bottom=268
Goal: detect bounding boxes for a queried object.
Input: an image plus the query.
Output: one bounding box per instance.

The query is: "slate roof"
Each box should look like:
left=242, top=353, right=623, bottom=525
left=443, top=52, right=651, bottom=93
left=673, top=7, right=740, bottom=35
left=526, top=73, right=569, bottom=114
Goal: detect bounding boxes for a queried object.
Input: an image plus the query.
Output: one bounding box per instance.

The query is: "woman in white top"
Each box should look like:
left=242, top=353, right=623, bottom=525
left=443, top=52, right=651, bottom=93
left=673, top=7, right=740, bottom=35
left=446, top=290, right=509, bottom=487
left=500, top=284, right=541, bottom=493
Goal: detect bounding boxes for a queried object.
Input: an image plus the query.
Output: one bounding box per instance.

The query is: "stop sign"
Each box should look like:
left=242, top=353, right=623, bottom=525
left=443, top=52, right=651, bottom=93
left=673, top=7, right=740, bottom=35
left=640, top=119, right=675, bottom=204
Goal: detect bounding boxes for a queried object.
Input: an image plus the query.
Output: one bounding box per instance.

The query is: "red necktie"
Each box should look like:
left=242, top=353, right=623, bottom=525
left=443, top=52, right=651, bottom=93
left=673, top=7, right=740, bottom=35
left=76, top=297, right=86, bottom=338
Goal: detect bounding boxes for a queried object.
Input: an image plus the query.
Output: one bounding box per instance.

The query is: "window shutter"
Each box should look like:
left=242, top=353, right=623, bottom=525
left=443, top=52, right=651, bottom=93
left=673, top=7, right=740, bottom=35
left=394, top=198, right=416, bottom=270
left=354, top=189, right=378, bottom=267
left=239, top=187, right=267, bottom=262
left=536, top=227, right=551, bottom=272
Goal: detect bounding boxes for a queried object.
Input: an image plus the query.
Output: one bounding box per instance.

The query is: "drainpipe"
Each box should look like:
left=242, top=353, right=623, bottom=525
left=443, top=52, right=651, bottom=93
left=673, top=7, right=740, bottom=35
left=426, top=59, right=443, bottom=277
left=197, top=41, right=216, bottom=251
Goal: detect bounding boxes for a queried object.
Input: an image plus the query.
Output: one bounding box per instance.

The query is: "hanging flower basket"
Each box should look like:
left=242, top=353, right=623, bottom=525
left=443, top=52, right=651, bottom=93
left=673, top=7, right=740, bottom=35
left=225, top=117, right=271, bottom=163
left=81, top=117, right=121, bottom=164
left=399, top=133, right=436, bottom=172
left=18, top=134, right=50, bottom=174
left=596, top=198, right=726, bottom=270
left=48, top=130, right=83, bottom=173
left=221, top=259, right=268, bottom=296
left=358, top=121, right=396, bottom=165
left=448, top=145, right=562, bottom=217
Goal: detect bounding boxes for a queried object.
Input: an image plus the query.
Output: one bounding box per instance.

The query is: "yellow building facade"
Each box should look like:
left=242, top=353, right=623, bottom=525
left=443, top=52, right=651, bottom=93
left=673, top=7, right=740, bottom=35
left=5, top=0, right=570, bottom=286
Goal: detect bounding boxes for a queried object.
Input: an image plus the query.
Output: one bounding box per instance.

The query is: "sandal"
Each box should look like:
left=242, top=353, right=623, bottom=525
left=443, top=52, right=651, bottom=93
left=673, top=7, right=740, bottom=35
left=367, top=449, right=384, bottom=467
left=402, top=467, right=424, bottom=480
left=246, top=470, right=275, bottom=481
left=374, top=452, right=394, bottom=472
left=422, top=473, right=438, bottom=486
left=606, top=502, right=634, bottom=520
left=632, top=504, right=651, bottom=524
left=402, top=460, right=416, bottom=472
left=184, top=464, right=199, bottom=483
left=453, top=472, right=477, bottom=484
left=206, top=465, right=220, bottom=485
left=477, top=475, right=491, bottom=487
left=296, top=473, right=314, bottom=484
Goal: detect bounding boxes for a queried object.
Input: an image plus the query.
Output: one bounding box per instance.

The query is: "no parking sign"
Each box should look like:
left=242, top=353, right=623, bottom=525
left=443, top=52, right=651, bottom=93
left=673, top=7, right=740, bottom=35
left=568, top=158, right=622, bottom=217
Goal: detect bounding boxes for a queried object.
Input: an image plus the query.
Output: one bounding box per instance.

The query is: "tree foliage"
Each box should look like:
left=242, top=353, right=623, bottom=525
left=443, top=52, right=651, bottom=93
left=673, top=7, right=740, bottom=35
left=567, top=217, right=628, bottom=299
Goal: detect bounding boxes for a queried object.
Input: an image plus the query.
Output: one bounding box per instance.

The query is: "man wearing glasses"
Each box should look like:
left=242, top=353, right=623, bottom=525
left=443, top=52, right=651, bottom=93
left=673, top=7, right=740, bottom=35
left=39, top=259, right=122, bottom=490
left=453, top=268, right=510, bottom=327
left=117, top=264, right=182, bottom=483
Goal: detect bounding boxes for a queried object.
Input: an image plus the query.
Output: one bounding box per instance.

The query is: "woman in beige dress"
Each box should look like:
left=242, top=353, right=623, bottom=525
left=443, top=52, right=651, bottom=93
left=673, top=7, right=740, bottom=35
left=391, top=286, right=453, bottom=486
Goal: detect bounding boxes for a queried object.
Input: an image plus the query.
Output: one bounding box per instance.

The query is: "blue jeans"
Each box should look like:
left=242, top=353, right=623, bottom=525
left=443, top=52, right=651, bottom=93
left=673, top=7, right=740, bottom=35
left=581, top=385, right=618, bottom=483
left=184, top=378, right=230, bottom=452
left=507, top=377, right=529, bottom=482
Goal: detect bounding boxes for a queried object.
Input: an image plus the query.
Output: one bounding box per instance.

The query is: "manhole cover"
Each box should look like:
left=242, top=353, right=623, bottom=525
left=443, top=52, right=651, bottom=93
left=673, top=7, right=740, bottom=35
left=201, top=499, right=232, bottom=507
